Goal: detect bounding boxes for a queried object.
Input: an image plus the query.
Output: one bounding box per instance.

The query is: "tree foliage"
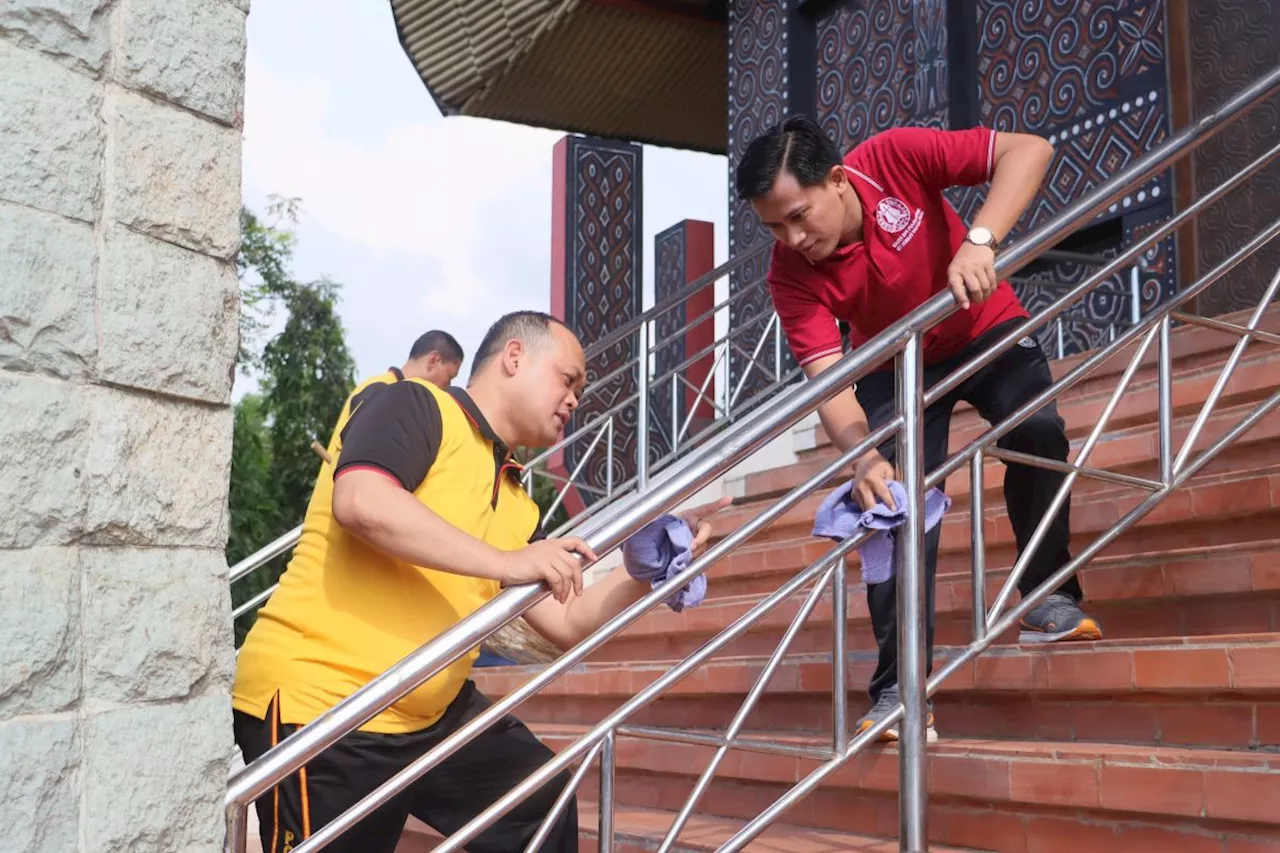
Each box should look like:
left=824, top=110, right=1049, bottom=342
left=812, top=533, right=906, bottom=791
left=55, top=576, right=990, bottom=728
left=228, top=200, right=355, bottom=644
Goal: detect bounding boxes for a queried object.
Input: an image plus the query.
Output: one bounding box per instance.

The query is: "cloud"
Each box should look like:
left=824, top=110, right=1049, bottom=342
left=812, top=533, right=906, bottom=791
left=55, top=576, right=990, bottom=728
left=241, top=55, right=563, bottom=321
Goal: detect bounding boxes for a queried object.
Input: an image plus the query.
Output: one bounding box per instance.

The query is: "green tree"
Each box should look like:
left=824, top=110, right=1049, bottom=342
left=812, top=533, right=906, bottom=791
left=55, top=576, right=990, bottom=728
left=261, top=276, right=356, bottom=526
left=227, top=200, right=356, bottom=644
left=227, top=394, right=277, bottom=644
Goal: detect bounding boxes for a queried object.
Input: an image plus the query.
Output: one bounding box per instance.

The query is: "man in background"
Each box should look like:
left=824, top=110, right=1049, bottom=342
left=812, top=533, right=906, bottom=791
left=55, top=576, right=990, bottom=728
left=325, top=329, right=466, bottom=457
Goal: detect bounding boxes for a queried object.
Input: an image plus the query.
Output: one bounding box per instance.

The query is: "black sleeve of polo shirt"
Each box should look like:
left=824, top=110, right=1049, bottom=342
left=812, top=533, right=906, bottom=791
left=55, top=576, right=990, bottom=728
left=335, top=381, right=444, bottom=491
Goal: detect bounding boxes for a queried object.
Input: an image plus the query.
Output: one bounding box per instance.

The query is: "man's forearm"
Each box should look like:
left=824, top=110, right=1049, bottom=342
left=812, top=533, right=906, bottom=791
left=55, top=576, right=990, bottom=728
left=332, top=471, right=504, bottom=580
left=527, top=565, right=647, bottom=648
left=972, top=134, right=1054, bottom=241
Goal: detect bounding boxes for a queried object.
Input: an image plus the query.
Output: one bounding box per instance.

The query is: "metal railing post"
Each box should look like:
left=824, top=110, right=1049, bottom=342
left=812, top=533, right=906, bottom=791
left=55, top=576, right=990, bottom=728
left=896, top=334, right=928, bottom=852
left=970, top=450, right=987, bottom=643
left=225, top=803, right=248, bottom=853
left=1158, top=316, right=1175, bottom=485
left=636, top=321, right=650, bottom=490
left=831, top=557, right=849, bottom=753
left=598, top=731, right=615, bottom=852
left=1130, top=264, right=1142, bottom=326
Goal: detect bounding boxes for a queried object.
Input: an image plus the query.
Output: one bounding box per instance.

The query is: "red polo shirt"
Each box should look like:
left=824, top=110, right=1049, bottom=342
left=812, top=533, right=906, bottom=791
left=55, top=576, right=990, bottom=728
left=767, top=125, right=1028, bottom=370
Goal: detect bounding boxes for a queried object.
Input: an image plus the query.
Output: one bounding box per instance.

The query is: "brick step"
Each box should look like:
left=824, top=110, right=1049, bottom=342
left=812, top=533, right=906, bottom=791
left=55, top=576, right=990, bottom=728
left=476, top=633, right=1280, bottom=751
left=536, top=727, right=1280, bottom=852
left=575, top=802, right=991, bottom=853
left=711, top=406, right=1280, bottom=554
left=700, top=451, right=1280, bottom=609
left=583, top=533, right=1280, bottom=664
left=787, top=306, right=1280, bottom=475
left=391, top=801, right=991, bottom=853
left=749, top=383, right=1280, bottom=527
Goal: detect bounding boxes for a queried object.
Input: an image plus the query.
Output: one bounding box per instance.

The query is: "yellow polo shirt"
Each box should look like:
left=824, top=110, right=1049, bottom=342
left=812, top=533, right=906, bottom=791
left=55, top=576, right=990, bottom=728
left=233, top=380, right=540, bottom=733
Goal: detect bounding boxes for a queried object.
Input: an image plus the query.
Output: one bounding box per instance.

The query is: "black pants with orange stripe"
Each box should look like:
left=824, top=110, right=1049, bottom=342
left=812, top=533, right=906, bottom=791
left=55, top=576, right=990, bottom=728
left=233, top=682, right=577, bottom=853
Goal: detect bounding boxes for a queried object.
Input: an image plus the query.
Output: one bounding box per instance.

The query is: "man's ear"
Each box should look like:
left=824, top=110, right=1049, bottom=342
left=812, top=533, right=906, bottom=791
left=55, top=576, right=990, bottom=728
left=501, top=339, right=524, bottom=376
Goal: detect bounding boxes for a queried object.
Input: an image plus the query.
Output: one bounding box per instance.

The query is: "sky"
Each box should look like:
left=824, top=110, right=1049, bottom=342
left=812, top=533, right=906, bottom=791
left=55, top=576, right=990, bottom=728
left=237, top=0, right=729, bottom=396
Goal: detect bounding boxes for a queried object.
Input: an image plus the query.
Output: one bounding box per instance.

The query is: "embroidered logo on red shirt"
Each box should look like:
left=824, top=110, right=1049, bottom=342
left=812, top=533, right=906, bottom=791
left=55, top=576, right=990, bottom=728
left=875, top=197, right=912, bottom=233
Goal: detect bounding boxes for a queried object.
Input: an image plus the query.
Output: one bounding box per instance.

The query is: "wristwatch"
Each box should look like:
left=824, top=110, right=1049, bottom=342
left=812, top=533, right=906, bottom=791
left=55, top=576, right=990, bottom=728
left=965, top=226, right=999, bottom=255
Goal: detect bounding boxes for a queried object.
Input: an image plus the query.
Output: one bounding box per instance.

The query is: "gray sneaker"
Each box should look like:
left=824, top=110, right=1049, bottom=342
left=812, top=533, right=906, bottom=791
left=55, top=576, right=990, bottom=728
left=1018, top=593, right=1103, bottom=644
left=855, top=685, right=938, bottom=744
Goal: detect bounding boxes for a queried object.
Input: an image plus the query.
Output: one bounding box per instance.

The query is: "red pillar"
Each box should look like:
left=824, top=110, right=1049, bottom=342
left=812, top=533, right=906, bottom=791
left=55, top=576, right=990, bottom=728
left=548, top=135, right=643, bottom=515
left=651, top=220, right=715, bottom=460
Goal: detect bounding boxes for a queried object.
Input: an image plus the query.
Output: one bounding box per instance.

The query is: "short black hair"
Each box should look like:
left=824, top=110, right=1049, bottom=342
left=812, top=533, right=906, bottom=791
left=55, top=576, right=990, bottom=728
left=734, top=115, right=843, bottom=201
left=470, top=311, right=569, bottom=379
left=408, top=329, right=464, bottom=363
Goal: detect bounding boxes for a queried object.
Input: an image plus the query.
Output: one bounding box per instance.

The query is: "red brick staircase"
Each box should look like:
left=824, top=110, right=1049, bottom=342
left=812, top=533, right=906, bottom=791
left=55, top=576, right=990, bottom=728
left=467, top=306, right=1280, bottom=852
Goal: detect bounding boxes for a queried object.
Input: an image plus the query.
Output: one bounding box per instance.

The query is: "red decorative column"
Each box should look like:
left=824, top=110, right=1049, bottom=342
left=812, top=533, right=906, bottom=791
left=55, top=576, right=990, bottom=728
left=650, top=220, right=715, bottom=463
left=549, top=135, right=643, bottom=512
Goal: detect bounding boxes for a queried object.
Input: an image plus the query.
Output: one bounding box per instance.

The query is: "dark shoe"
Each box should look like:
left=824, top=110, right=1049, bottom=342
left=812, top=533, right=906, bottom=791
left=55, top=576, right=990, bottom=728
left=855, top=685, right=938, bottom=743
left=1018, top=593, right=1103, bottom=644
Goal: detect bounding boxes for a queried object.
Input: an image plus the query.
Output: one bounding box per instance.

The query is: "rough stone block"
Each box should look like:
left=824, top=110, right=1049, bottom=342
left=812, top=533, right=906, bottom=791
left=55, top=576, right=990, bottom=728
left=0, top=375, right=91, bottom=548
left=0, top=203, right=97, bottom=379
left=100, top=226, right=239, bottom=403
left=0, top=40, right=103, bottom=221
left=0, top=0, right=112, bottom=75
left=83, top=388, right=232, bottom=547
left=83, top=547, right=232, bottom=704
left=227, top=0, right=250, bottom=13
left=84, top=694, right=232, bottom=853
left=0, top=718, right=81, bottom=853
left=111, top=90, right=241, bottom=257
left=0, top=549, right=81, bottom=720
left=117, top=0, right=247, bottom=126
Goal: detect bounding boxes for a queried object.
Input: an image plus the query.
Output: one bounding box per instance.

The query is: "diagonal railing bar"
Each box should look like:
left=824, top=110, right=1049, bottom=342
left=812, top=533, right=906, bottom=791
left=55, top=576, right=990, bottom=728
left=541, top=417, right=613, bottom=521
left=520, top=739, right=604, bottom=853
left=415, top=546, right=862, bottom=853
left=232, top=585, right=276, bottom=621
left=1172, top=265, right=1280, bottom=475
left=229, top=527, right=301, bottom=585
left=929, top=215, right=1280, bottom=490
left=1169, top=311, right=1280, bottom=347
left=729, top=315, right=783, bottom=408
left=985, top=323, right=1160, bottom=627
left=617, top=725, right=837, bottom=761
left=226, top=65, right=1280, bottom=853
left=656, top=563, right=836, bottom=853
left=717, top=380, right=1280, bottom=853
left=649, top=307, right=775, bottom=391
left=678, top=349, right=731, bottom=434
left=292, top=544, right=857, bottom=853
left=269, top=406, right=903, bottom=853
left=984, top=447, right=1164, bottom=492
left=926, top=135, right=1280, bottom=409
left=583, top=244, right=771, bottom=359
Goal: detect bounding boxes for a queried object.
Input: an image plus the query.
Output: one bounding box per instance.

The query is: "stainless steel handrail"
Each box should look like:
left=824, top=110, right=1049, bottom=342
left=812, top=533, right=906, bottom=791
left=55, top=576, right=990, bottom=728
left=225, top=61, right=1280, bottom=853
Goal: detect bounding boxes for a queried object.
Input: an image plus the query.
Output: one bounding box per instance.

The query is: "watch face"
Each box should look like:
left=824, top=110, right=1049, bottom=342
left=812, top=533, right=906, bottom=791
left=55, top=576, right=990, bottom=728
left=970, top=227, right=993, bottom=244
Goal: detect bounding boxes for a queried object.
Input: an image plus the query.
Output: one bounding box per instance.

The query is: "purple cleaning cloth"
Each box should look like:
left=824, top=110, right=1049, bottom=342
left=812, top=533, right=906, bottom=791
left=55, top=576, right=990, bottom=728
left=621, top=514, right=705, bottom=612
left=811, top=480, right=951, bottom=585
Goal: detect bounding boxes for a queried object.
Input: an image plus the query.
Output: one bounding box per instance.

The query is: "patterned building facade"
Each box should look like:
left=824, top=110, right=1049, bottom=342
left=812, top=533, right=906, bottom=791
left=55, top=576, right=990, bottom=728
left=550, top=136, right=643, bottom=507
left=726, top=0, right=1277, bottom=360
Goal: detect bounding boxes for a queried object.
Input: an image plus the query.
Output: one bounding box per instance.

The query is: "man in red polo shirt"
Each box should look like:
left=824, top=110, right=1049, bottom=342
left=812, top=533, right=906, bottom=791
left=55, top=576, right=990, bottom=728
left=735, top=116, right=1101, bottom=741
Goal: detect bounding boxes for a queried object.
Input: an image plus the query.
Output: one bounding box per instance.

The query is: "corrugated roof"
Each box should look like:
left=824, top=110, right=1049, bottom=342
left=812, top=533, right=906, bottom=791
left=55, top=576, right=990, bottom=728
left=391, top=0, right=727, bottom=153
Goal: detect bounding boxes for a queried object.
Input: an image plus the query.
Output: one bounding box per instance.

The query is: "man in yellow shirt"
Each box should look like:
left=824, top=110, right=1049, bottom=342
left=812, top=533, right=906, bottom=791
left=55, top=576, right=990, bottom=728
left=233, top=311, right=724, bottom=853
left=322, top=328, right=465, bottom=462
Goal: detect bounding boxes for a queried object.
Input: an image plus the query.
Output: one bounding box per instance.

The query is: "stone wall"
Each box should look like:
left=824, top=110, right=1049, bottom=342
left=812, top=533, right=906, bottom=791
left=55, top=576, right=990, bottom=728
left=0, top=2, right=245, bottom=851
